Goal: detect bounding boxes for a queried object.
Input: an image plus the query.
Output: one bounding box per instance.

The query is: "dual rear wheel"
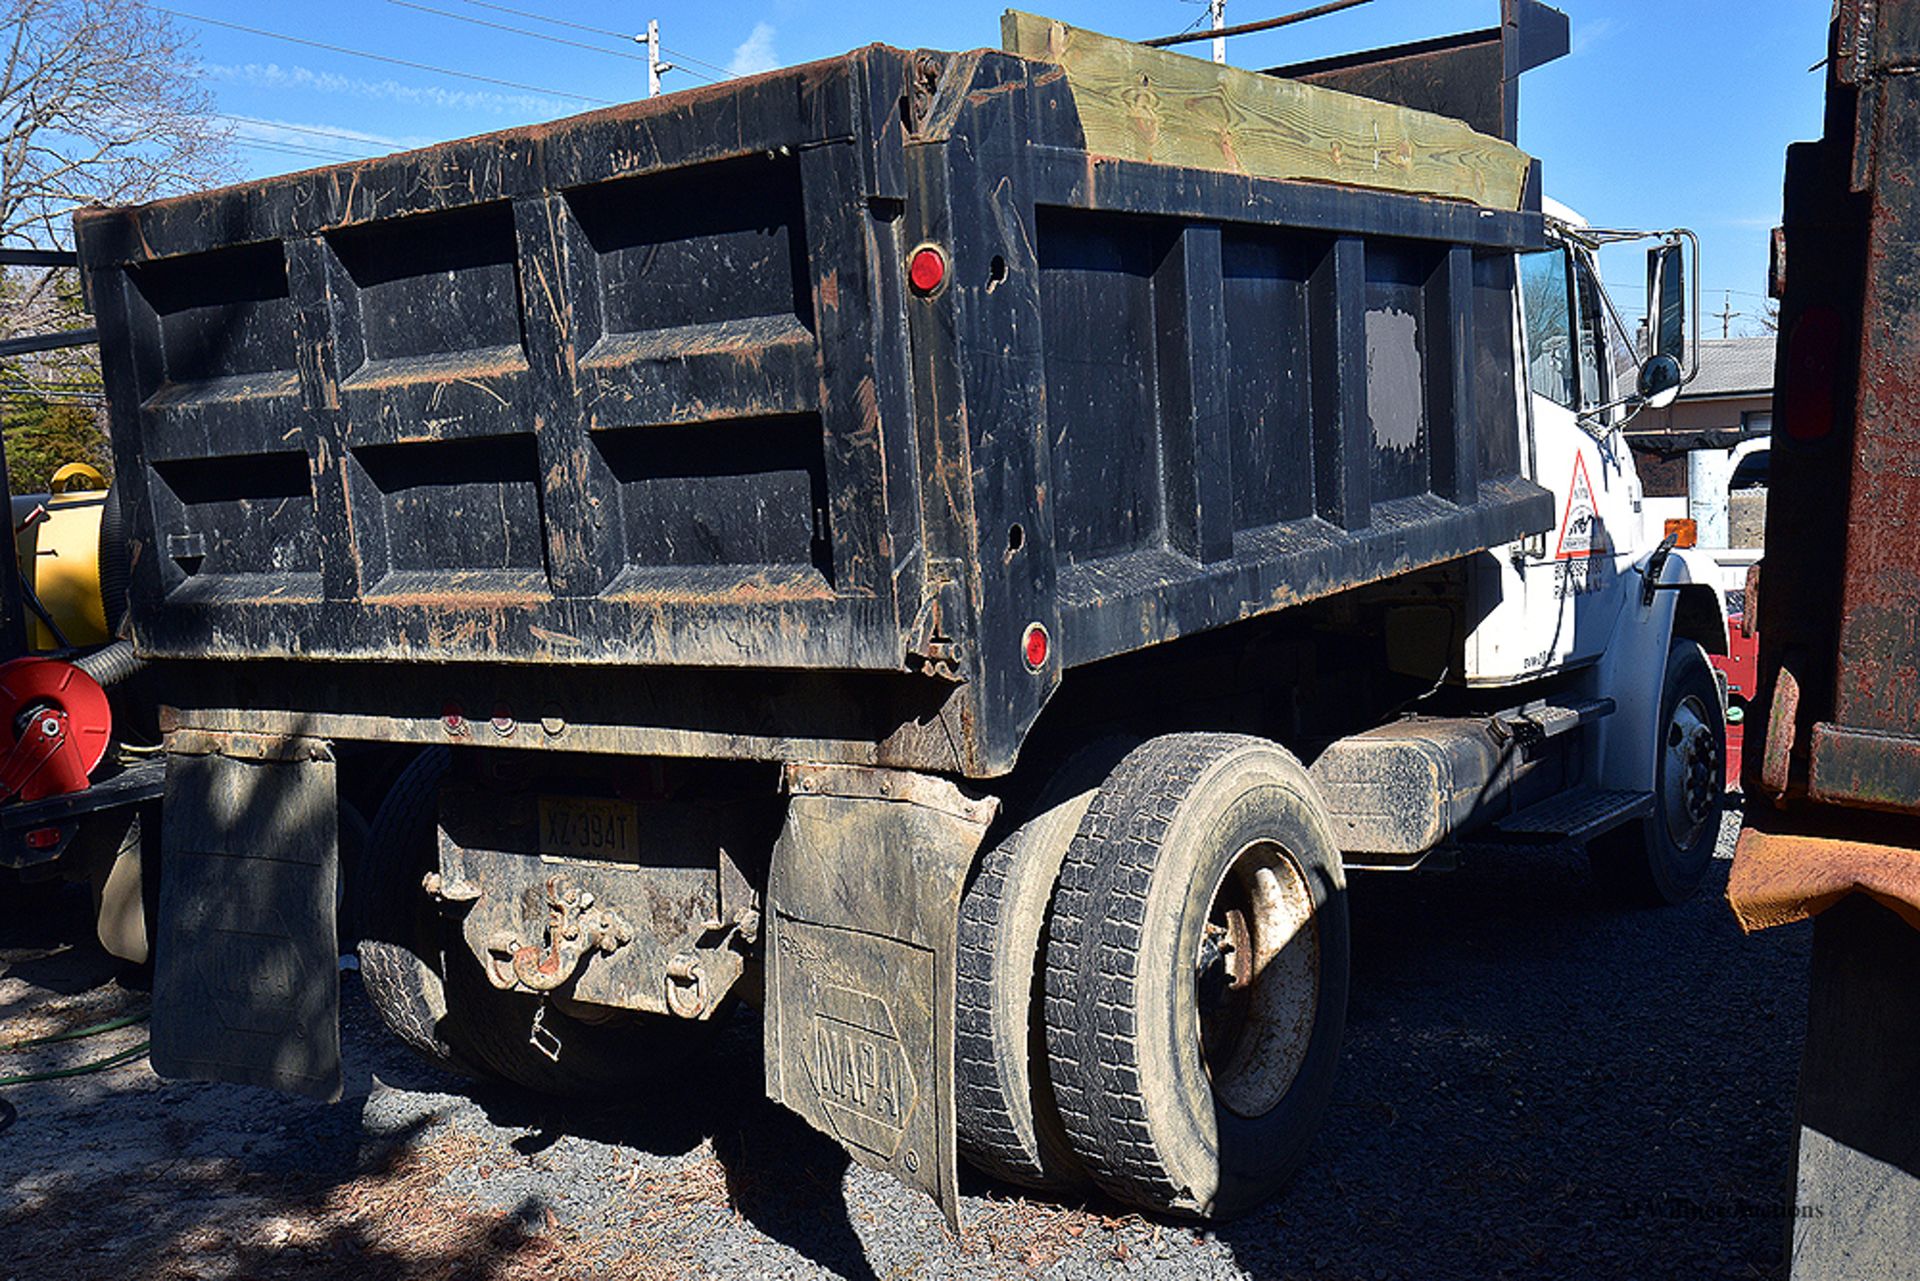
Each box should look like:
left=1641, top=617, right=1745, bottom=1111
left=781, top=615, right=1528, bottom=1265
left=957, top=733, right=1350, bottom=1219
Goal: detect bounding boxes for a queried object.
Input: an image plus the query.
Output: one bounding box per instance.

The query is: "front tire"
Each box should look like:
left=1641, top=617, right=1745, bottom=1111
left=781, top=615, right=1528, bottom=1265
left=1589, top=641, right=1725, bottom=905
left=1043, top=734, right=1349, bottom=1220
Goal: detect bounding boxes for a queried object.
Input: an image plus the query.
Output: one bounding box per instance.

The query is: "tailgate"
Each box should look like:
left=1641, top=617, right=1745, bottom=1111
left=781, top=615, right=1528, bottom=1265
left=77, top=50, right=921, bottom=671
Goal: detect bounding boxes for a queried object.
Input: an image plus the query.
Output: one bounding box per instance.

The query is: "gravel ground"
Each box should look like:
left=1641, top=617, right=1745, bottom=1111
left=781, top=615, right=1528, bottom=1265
left=0, top=809, right=1812, bottom=1281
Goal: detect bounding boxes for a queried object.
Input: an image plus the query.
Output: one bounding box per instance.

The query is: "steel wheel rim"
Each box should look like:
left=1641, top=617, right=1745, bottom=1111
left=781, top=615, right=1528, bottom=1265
left=1195, top=839, right=1319, bottom=1120
left=1662, top=693, right=1719, bottom=851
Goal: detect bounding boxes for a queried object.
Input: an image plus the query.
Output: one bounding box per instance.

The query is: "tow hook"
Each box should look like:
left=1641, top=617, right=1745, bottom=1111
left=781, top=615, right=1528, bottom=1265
left=665, top=953, right=708, bottom=1019
left=483, top=876, right=634, bottom=993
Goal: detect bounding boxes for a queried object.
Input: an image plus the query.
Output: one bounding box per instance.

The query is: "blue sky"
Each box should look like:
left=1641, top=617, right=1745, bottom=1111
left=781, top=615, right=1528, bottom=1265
left=177, top=1, right=1829, bottom=337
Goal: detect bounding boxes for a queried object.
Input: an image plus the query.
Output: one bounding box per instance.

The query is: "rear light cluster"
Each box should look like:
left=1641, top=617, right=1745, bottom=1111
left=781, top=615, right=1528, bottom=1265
left=908, top=243, right=948, bottom=297
left=1023, top=622, right=1049, bottom=671
left=1783, top=306, right=1843, bottom=443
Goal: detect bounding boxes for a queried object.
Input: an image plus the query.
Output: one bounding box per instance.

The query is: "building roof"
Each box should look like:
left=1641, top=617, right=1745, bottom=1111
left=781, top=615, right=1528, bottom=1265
left=1681, top=336, right=1775, bottom=399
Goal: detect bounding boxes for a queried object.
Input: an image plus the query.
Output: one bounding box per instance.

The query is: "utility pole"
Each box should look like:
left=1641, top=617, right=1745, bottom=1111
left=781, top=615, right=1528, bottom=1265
left=643, top=19, right=675, bottom=97
left=1715, top=290, right=1740, bottom=339
left=1209, top=0, right=1227, bottom=63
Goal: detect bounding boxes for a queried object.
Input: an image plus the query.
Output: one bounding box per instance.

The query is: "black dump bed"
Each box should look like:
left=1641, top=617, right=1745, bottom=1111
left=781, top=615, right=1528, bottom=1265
left=77, top=34, right=1553, bottom=775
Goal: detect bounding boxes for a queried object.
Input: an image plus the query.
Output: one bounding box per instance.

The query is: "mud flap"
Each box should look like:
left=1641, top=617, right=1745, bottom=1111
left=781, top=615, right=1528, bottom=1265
left=151, top=734, right=341, bottom=1101
left=765, top=764, right=997, bottom=1232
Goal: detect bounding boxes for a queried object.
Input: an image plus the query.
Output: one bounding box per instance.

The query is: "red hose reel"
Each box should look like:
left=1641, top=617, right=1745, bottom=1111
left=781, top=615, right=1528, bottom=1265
left=0, top=657, right=111, bottom=804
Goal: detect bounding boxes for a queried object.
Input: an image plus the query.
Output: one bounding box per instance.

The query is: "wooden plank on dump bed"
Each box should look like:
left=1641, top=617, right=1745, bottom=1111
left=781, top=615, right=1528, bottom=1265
left=1001, top=10, right=1532, bottom=211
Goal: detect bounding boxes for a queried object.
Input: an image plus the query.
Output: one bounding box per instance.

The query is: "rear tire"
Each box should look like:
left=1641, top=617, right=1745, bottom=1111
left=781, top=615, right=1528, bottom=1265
left=956, top=744, right=1132, bottom=1192
left=1589, top=642, right=1725, bottom=906
left=354, top=748, right=480, bottom=1078
left=1044, top=733, right=1349, bottom=1220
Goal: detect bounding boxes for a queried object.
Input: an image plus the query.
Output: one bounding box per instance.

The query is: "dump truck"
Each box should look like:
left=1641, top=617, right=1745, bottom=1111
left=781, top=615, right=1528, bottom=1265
left=1728, top=1, right=1920, bottom=1273
left=75, top=3, right=1728, bottom=1227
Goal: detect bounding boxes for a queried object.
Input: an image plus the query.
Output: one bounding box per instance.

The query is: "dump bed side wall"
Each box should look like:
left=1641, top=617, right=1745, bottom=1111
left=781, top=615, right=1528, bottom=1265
left=909, top=51, right=1553, bottom=764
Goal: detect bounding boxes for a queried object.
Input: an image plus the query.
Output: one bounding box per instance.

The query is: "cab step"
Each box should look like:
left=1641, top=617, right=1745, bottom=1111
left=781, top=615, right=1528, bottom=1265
left=1490, top=787, right=1652, bottom=843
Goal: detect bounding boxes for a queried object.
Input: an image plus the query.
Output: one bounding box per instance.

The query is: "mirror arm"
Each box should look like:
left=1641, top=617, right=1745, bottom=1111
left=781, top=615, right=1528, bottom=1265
left=1577, top=389, right=1649, bottom=436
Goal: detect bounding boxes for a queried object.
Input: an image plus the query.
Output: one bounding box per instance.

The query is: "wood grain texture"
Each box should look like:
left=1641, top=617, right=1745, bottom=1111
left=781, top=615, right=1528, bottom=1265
left=1000, top=10, right=1531, bottom=211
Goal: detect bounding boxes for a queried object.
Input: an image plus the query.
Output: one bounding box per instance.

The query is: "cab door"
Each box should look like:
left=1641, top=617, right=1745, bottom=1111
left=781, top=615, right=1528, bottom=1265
left=1464, top=240, right=1644, bottom=683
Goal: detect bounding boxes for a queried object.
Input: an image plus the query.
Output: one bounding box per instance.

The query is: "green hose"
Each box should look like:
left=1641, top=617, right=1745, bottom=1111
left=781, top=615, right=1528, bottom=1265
left=0, top=1008, right=152, bottom=1096
left=0, top=1009, right=148, bottom=1053
left=0, top=1040, right=149, bottom=1086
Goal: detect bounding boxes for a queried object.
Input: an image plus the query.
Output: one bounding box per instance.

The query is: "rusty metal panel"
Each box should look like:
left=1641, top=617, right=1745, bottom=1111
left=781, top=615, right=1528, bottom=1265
left=764, top=764, right=996, bottom=1230
left=1743, top=12, right=1920, bottom=828
left=1729, top=820, right=1920, bottom=933
left=1828, top=64, right=1920, bottom=752
left=1809, top=722, right=1920, bottom=815
left=434, top=781, right=766, bottom=1017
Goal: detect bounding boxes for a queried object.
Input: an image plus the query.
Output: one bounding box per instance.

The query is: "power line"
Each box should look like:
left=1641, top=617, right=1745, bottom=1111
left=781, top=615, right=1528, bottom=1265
left=441, top=0, right=634, bottom=42
left=658, top=45, right=732, bottom=81
left=155, top=7, right=615, bottom=106
left=232, top=137, right=373, bottom=165
left=385, top=0, right=648, bottom=63
left=385, top=0, right=720, bottom=87
left=432, top=0, right=733, bottom=81
left=225, top=130, right=378, bottom=163
left=227, top=134, right=382, bottom=163
left=215, top=113, right=399, bottom=150
left=432, top=0, right=735, bottom=81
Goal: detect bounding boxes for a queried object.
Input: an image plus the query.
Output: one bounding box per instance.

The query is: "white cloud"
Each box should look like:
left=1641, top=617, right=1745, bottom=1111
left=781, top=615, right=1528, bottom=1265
left=199, top=61, right=591, bottom=119
left=727, top=22, right=779, bottom=77
left=1572, top=17, right=1616, bottom=56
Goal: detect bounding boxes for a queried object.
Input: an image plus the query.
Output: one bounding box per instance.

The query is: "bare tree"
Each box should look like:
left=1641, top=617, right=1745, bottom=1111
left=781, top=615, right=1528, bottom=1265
left=1, top=0, right=232, bottom=255
left=0, top=0, right=231, bottom=475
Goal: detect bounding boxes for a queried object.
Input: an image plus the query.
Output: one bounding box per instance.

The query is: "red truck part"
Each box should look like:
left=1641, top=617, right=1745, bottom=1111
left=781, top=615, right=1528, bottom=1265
left=1728, top=3, right=1920, bottom=1275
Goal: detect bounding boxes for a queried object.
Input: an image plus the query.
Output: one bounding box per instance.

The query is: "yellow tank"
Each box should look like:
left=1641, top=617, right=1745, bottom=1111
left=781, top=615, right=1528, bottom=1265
left=11, top=462, right=114, bottom=651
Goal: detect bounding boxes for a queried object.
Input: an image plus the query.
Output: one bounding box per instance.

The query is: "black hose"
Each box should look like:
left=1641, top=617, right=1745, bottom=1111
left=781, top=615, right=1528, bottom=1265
left=97, top=485, right=130, bottom=635
left=74, top=639, right=146, bottom=688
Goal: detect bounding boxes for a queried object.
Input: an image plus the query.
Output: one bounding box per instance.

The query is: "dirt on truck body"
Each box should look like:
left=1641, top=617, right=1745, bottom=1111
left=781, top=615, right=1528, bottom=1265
left=75, top=1, right=1731, bottom=1235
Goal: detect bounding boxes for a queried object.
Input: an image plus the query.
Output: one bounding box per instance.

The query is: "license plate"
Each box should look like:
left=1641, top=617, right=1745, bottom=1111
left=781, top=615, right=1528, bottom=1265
left=537, top=796, right=640, bottom=861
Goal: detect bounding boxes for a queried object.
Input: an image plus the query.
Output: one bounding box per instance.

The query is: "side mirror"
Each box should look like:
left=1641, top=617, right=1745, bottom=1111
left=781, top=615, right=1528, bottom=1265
left=1636, top=240, right=1689, bottom=409
left=1638, top=353, right=1683, bottom=410
left=1647, top=242, right=1687, bottom=363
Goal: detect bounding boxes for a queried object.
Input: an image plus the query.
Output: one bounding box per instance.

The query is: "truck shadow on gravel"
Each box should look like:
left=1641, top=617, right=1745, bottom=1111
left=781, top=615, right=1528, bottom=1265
left=3, top=1112, right=596, bottom=1281
left=446, top=1008, right=888, bottom=1281
left=1209, top=835, right=1810, bottom=1281
left=4, top=818, right=1812, bottom=1281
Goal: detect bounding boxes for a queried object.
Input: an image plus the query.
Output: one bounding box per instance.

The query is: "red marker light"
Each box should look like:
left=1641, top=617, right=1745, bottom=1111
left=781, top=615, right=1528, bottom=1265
left=24, top=827, right=61, bottom=850
left=1023, top=622, right=1049, bottom=670
left=1783, top=305, right=1842, bottom=443
left=909, top=244, right=948, bottom=296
